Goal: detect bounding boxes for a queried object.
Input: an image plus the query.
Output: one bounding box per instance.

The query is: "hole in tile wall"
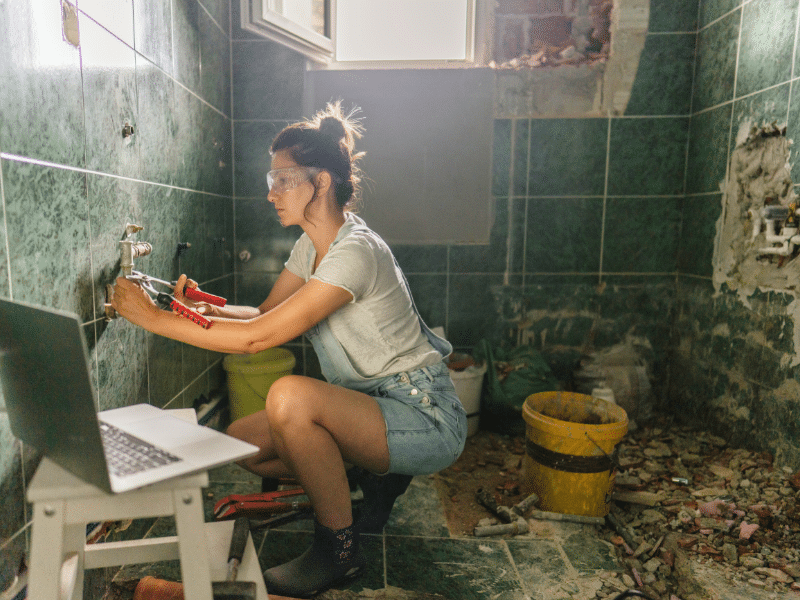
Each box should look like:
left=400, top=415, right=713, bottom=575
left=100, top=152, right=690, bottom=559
left=491, top=0, right=612, bottom=69
left=712, top=121, right=800, bottom=365
left=713, top=122, right=796, bottom=292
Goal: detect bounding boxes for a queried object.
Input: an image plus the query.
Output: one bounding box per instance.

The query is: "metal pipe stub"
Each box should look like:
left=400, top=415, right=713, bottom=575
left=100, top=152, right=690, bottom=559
left=119, top=240, right=153, bottom=276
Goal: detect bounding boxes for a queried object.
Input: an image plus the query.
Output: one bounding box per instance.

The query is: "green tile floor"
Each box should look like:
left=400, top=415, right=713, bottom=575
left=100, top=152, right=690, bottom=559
left=111, top=459, right=623, bottom=599
left=189, top=463, right=621, bottom=600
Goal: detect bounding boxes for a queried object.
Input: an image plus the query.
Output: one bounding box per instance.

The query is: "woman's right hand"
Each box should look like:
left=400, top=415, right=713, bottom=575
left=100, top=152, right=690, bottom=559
left=111, top=277, right=161, bottom=327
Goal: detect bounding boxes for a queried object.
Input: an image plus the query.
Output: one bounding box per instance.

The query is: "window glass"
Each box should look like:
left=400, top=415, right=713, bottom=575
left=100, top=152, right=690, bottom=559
left=268, top=0, right=325, bottom=37
left=335, top=0, right=470, bottom=62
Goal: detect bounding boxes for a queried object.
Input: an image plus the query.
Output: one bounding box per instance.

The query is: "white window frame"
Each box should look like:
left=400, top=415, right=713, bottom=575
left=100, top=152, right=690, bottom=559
left=240, top=0, right=334, bottom=63
left=239, top=0, right=491, bottom=68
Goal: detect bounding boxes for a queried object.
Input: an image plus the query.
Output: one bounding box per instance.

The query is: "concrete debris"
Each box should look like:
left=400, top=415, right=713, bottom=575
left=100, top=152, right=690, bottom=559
left=605, top=418, right=800, bottom=599
left=440, top=421, right=799, bottom=599
left=315, top=587, right=447, bottom=599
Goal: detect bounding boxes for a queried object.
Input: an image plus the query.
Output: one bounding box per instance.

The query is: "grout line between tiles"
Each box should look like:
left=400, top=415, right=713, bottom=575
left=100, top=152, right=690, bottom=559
left=161, top=358, right=223, bottom=410
left=520, top=115, right=527, bottom=289
left=504, top=119, right=517, bottom=287
left=699, top=0, right=752, bottom=34
left=0, top=153, right=231, bottom=199
left=598, top=116, right=612, bottom=284
left=229, top=0, right=239, bottom=305
left=683, top=0, right=700, bottom=195
left=197, top=0, right=226, bottom=37
left=500, top=539, right=533, bottom=600
left=788, top=0, right=800, bottom=125
left=0, top=157, right=11, bottom=298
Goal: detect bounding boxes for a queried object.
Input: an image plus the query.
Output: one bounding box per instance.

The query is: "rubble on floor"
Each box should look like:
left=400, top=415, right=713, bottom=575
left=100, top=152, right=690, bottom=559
left=604, top=419, right=800, bottom=599
left=316, top=588, right=445, bottom=599
left=441, top=418, right=800, bottom=600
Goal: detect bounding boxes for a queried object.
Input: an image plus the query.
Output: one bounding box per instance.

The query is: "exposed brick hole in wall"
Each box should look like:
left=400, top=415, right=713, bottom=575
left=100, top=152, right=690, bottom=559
left=491, top=0, right=612, bottom=69
left=714, top=122, right=799, bottom=293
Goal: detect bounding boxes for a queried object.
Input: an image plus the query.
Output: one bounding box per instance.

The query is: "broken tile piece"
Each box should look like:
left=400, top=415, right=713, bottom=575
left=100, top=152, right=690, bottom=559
left=708, top=464, right=735, bottom=479
left=699, top=499, right=728, bottom=516
left=753, top=567, right=793, bottom=584
left=739, top=522, right=759, bottom=540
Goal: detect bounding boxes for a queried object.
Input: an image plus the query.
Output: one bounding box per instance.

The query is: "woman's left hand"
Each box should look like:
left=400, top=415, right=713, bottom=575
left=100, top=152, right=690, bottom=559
left=111, top=277, right=161, bottom=326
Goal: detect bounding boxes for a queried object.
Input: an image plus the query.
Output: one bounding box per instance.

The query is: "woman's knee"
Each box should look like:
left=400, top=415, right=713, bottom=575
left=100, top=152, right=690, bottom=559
left=265, top=375, right=314, bottom=429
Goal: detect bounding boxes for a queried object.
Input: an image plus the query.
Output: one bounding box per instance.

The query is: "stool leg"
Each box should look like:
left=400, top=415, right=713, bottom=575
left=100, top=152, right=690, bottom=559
left=62, top=523, right=86, bottom=600
left=28, top=500, right=66, bottom=600
left=173, top=488, right=213, bottom=600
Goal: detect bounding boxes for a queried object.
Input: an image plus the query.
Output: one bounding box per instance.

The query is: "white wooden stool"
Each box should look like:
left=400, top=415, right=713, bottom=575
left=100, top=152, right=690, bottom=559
left=25, top=409, right=268, bottom=600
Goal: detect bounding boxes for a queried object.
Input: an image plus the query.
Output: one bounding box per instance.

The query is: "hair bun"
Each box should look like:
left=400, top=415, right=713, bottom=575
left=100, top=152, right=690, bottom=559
left=319, top=115, right=346, bottom=142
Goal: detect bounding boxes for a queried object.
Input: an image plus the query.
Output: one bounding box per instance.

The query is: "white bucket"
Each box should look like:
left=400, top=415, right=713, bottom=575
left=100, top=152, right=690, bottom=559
left=450, top=364, right=487, bottom=437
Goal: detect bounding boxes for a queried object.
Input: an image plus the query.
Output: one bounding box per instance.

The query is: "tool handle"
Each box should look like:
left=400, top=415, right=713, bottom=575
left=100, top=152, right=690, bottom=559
left=229, top=517, right=250, bottom=563
left=183, top=286, right=227, bottom=307
left=168, top=299, right=213, bottom=329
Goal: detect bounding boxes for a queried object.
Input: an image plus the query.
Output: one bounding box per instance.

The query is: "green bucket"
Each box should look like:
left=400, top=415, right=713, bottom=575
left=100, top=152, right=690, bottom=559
left=223, top=348, right=296, bottom=421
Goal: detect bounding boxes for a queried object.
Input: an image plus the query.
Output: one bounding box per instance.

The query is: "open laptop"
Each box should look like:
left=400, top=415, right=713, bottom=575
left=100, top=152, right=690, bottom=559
left=0, top=297, right=259, bottom=494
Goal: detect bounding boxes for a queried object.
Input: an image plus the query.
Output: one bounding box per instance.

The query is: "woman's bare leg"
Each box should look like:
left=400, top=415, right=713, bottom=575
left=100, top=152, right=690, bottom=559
left=225, top=411, right=293, bottom=479
left=263, top=375, right=390, bottom=529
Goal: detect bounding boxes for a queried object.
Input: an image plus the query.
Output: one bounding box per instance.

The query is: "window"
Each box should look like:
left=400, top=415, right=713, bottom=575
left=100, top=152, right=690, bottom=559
left=239, top=0, right=486, bottom=67
left=334, top=0, right=472, bottom=63
left=240, top=0, right=332, bottom=62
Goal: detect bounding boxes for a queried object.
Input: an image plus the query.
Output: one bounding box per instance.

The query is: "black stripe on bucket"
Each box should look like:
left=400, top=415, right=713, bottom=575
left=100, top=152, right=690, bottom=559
left=526, top=440, right=615, bottom=474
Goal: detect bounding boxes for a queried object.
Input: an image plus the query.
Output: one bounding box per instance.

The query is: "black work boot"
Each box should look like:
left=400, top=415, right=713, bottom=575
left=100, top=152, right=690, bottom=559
left=354, top=471, right=413, bottom=534
left=263, top=520, right=365, bottom=598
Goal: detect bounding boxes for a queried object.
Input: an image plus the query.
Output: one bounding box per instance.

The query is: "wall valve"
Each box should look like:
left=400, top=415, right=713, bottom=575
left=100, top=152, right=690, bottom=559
left=120, top=240, right=152, bottom=276
left=104, top=284, right=117, bottom=321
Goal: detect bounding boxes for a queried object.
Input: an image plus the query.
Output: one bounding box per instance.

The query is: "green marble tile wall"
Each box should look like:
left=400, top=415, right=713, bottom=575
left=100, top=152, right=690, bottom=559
left=0, top=0, right=233, bottom=591
left=456, top=2, right=696, bottom=410
left=674, top=0, right=800, bottom=467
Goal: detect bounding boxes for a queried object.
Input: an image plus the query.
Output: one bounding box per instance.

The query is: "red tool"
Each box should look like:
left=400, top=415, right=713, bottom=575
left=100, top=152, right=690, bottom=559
left=127, top=271, right=225, bottom=329
left=130, top=270, right=227, bottom=306
left=213, top=488, right=311, bottom=520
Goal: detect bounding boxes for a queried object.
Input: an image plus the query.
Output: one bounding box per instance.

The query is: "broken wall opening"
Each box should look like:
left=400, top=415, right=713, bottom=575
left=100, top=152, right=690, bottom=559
left=712, top=122, right=800, bottom=369
left=493, top=0, right=647, bottom=118
left=492, top=0, right=612, bottom=69
left=713, top=123, right=798, bottom=292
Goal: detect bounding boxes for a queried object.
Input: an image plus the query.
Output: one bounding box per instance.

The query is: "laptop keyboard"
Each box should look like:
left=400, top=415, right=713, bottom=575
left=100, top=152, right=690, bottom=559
left=100, top=422, right=182, bottom=477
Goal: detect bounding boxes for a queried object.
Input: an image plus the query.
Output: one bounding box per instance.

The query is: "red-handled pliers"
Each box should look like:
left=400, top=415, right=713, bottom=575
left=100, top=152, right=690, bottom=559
left=213, top=489, right=311, bottom=520
left=126, top=271, right=226, bottom=329
left=130, top=270, right=227, bottom=306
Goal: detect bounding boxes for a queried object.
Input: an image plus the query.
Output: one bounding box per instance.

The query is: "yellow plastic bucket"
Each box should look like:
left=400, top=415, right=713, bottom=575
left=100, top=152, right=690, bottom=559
left=521, top=391, right=628, bottom=517
left=223, top=348, right=296, bottom=421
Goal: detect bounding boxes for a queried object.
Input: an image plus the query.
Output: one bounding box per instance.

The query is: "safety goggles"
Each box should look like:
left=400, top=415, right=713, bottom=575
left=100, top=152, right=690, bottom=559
left=266, top=167, right=320, bottom=194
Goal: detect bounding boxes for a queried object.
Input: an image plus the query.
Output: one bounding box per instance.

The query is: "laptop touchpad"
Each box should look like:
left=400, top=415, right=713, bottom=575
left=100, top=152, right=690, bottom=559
left=123, top=417, right=217, bottom=447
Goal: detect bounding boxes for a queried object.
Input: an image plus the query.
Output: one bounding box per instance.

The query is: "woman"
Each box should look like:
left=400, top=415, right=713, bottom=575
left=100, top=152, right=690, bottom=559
left=111, top=102, right=467, bottom=598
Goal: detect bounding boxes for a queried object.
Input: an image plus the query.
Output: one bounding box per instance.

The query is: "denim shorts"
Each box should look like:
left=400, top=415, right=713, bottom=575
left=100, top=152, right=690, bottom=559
left=371, top=362, right=467, bottom=475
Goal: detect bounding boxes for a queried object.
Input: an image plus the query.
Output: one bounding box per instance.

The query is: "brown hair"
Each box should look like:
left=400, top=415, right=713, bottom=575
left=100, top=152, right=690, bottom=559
left=270, top=101, right=365, bottom=210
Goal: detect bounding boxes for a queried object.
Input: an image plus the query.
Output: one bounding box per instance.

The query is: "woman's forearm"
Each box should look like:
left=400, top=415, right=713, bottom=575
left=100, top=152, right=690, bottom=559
left=138, top=309, right=273, bottom=354
left=209, top=304, right=263, bottom=320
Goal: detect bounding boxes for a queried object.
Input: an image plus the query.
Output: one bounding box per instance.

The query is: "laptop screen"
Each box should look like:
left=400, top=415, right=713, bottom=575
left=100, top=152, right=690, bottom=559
left=0, top=298, right=111, bottom=489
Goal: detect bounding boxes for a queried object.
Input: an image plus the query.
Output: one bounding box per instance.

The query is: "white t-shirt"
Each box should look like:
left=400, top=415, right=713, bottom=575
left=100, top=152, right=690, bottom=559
left=285, top=213, right=442, bottom=379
